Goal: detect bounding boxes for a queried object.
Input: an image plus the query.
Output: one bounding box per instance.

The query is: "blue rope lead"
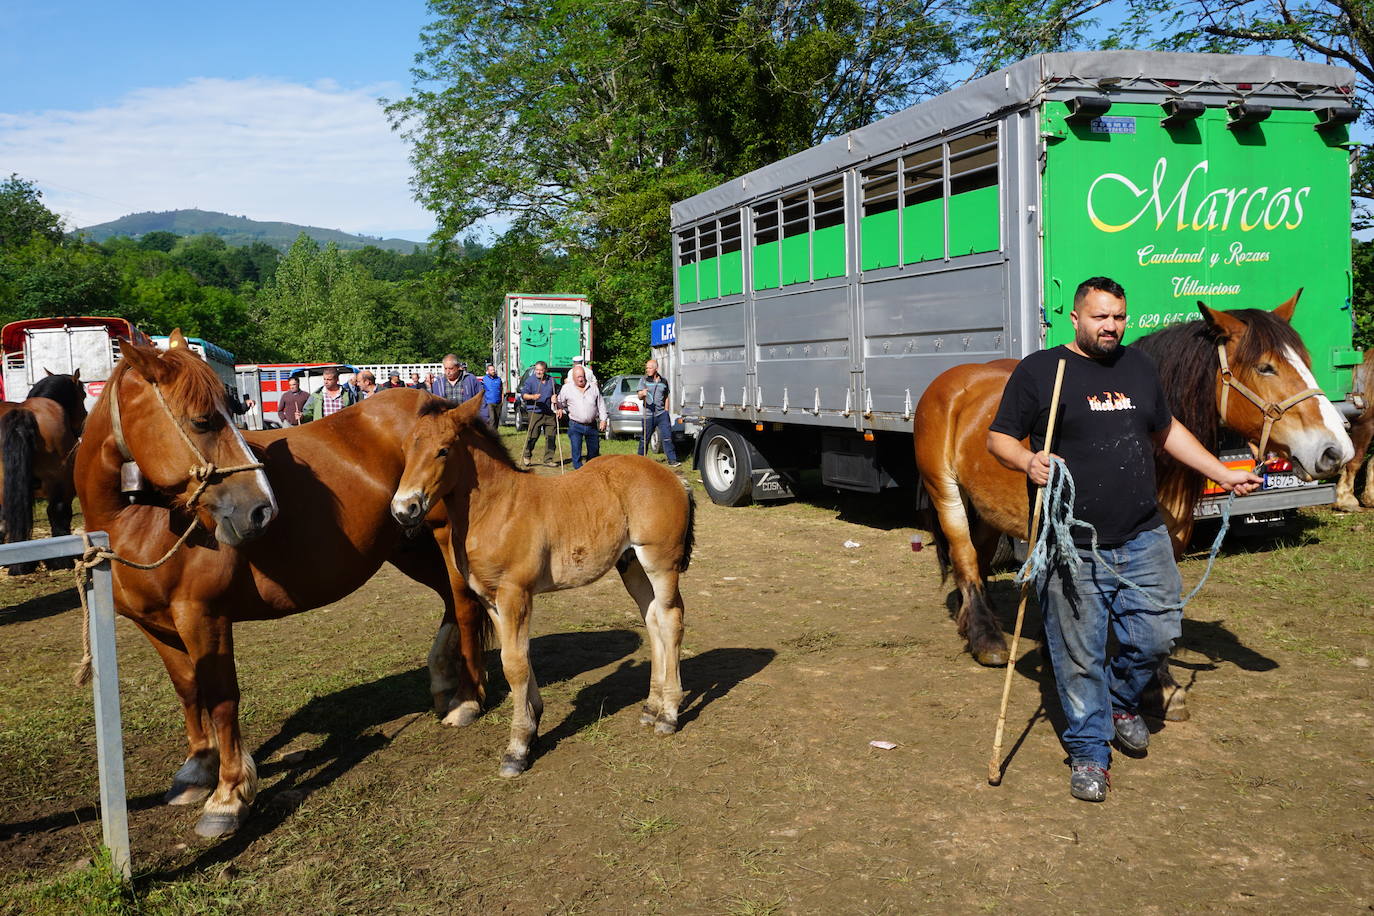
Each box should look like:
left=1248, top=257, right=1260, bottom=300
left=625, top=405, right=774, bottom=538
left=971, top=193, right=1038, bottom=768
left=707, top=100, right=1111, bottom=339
left=1013, top=456, right=1234, bottom=612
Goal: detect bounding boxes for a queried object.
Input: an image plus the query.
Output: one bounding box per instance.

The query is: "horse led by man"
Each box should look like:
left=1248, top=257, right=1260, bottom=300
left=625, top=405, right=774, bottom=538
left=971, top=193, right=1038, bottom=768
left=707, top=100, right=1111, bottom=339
left=913, top=294, right=1354, bottom=720
left=1, top=371, right=87, bottom=573
left=73, top=333, right=488, bottom=837
left=390, top=393, right=695, bottom=778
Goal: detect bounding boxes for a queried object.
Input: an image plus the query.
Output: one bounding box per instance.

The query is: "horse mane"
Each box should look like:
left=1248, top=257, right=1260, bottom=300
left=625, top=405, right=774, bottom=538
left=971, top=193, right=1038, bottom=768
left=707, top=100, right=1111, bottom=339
left=88, top=343, right=227, bottom=432
left=28, top=374, right=86, bottom=419
left=1133, top=308, right=1309, bottom=503
left=417, top=397, right=526, bottom=472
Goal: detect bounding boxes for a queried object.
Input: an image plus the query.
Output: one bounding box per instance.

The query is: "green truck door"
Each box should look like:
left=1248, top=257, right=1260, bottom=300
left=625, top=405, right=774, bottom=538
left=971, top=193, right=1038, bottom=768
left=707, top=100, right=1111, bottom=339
left=1041, top=102, right=1355, bottom=396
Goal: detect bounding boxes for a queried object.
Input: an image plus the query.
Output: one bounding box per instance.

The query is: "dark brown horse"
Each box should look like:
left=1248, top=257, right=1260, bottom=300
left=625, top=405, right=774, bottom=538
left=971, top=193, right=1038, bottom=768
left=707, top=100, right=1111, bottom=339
left=74, top=332, right=486, bottom=837
left=914, top=295, right=1353, bottom=718
left=1, top=371, right=87, bottom=573
left=389, top=394, right=695, bottom=778
left=1334, top=349, right=1374, bottom=511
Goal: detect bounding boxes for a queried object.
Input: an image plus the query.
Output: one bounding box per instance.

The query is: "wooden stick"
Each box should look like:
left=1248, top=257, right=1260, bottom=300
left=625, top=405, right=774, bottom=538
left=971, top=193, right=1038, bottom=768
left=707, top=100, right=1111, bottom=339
left=988, top=357, right=1067, bottom=786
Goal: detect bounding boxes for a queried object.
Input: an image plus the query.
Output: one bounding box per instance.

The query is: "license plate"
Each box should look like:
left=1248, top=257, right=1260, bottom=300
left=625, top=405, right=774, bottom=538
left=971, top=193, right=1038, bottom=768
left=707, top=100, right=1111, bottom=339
left=1263, top=473, right=1302, bottom=490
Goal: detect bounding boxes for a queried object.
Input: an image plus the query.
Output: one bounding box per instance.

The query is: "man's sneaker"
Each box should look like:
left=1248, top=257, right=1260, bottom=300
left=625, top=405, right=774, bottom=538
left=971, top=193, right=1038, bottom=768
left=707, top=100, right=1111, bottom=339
left=1112, top=711, right=1149, bottom=755
left=1069, top=761, right=1110, bottom=802
left=521, top=456, right=532, bottom=468
left=667, top=461, right=682, bottom=468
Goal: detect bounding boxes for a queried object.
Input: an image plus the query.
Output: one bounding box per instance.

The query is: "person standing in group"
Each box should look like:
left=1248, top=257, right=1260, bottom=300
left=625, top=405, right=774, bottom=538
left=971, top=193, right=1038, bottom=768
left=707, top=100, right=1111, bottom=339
left=520, top=361, right=558, bottom=467
left=481, top=363, right=504, bottom=427
left=383, top=371, right=405, bottom=390
left=555, top=365, right=607, bottom=469
left=637, top=359, right=680, bottom=467
left=459, top=361, right=483, bottom=402
left=571, top=355, right=598, bottom=391
left=986, top=276, right=1261, bottom=803
left=301, top=367, right=356, bottom=422
left=355, top=370, right=381, bottom=400
left=430, top=354, right=468, bottom=402
left=277, top=376, right=309, bottom=426
left=409, top=372, right=427, bottom=391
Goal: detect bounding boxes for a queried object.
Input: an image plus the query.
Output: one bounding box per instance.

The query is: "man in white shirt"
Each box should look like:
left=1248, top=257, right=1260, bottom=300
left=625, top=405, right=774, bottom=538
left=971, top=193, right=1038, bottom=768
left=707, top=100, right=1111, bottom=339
left=555, top=365, right=608, bottom=469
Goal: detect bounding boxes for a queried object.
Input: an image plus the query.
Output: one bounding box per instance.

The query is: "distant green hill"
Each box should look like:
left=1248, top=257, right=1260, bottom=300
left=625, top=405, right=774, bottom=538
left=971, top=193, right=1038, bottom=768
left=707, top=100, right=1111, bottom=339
left=75, top=209, right=427, bottom=253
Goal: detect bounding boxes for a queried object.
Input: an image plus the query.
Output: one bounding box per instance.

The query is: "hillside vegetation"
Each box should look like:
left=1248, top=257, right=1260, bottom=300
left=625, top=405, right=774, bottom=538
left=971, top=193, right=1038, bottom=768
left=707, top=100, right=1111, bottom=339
left=77, top=210, right=423, bottom=254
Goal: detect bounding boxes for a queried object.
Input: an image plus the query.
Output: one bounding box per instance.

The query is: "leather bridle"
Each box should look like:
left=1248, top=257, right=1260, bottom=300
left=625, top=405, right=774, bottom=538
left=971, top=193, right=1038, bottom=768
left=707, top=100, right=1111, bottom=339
left=1216, top=342, right=1324, bottom=463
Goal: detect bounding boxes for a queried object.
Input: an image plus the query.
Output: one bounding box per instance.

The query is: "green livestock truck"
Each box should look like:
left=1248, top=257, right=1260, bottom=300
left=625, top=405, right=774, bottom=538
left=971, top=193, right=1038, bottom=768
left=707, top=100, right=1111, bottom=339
left=494, top=293, right=593, bottom=426
left=669, top=50, right=1361, bottom=522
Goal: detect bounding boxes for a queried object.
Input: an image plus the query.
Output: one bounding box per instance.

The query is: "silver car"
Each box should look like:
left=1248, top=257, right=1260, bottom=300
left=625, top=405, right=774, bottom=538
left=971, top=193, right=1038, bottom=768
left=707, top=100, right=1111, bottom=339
left=601, top=374, right=648, bottom=438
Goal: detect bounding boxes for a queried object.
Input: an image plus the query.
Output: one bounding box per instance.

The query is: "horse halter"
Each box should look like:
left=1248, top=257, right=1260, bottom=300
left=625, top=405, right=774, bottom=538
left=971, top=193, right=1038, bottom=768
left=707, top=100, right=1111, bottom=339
left=107, top=370, right=264, bottom=509
left=1216, top=342, right=1323, bottom=463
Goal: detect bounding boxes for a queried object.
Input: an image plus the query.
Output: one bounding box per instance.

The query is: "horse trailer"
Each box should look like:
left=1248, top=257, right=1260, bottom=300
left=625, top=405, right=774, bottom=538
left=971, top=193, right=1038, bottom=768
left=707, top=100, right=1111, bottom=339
left=1, top=317, right=152, bottom=411
left=669, top=50, right=1361, bottom=517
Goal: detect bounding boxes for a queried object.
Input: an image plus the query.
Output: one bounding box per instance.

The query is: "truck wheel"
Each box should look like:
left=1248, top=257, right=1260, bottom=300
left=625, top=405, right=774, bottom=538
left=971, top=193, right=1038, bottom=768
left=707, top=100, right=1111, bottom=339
left=699, top=425, right=752, bottom=506
left=650, top=427, right=664, bottom=454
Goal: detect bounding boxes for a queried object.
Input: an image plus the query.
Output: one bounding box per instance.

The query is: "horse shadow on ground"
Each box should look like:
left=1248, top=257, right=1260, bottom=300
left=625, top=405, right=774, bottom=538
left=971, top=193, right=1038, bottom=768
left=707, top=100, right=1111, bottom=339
left=527, top=645, right=776, bottom=766
left=146, top=629, right=641, bottom=878
left=0, top=585, right=79, bottom=627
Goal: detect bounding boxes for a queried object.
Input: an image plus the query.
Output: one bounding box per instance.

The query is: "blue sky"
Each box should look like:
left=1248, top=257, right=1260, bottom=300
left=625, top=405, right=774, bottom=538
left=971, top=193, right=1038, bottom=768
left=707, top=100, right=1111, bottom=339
left=0, top=1, right=439, bottom=239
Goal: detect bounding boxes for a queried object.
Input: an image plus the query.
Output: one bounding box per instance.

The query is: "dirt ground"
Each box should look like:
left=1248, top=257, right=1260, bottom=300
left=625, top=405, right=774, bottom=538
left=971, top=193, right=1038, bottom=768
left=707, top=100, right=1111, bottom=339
left=1, top=465, right=1372, bottom=914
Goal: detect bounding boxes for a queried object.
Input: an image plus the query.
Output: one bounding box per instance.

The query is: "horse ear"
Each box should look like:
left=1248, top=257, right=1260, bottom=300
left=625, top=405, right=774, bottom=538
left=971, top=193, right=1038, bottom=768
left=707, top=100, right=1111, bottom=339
left=455, top=392, right=484, bottom=418
left=1198, top=302, right=1248, bottom=339
left=71, top=368, right=80, bottom=382
left=120, top=341, right=169, bottom=383
left=44, top=367, right=53, bottom=376
left=1273, top=289, right=1302, bottom=323
left=167, top=328, right=190, bottom=349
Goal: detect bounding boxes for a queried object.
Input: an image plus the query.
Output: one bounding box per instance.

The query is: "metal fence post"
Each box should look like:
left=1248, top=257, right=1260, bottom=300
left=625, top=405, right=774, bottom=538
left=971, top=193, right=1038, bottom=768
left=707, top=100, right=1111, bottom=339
left=84, top=531, right=130, bottom=878
left=0, top=532, right=130, bottom=878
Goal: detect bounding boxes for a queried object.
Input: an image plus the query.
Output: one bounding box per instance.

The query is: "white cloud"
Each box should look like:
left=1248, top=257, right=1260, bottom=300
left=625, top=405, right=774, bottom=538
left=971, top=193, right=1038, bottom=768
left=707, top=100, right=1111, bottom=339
left=0, top=77, right=436, bottom=240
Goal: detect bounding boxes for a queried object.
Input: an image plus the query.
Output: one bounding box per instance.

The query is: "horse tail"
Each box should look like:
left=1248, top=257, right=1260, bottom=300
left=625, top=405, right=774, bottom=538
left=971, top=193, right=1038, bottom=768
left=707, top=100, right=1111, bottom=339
left=677, top=488, right=696, bottom=573
left=1, top=408, right=39, bottom=546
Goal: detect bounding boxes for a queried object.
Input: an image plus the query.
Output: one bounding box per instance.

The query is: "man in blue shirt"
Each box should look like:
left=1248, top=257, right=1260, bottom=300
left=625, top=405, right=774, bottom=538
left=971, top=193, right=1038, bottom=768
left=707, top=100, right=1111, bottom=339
left=520, top=361, right=558, bottom=466
left=481, top=363, right=504, bottom=427
left=637, top=358, right=680, bottom=467
left=430, top=354, right=467, bottom=402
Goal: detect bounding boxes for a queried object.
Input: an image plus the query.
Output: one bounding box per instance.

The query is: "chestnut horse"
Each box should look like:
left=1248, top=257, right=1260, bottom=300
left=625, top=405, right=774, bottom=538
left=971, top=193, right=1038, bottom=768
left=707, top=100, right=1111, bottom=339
left=1334, top=348, right=1374, bottom=511
left=74, top=333, right=487, bottom=837
left=1, top=372, right=87, bottom=573
left=389, top=394, right=695, bottom=778
left=914, top=294, right=1353, bottom=718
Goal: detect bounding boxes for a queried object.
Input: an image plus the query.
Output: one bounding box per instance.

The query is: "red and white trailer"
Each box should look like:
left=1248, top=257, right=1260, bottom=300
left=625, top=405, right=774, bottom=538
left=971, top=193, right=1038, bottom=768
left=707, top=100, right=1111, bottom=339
left=2, top=316, right=151, bottom=410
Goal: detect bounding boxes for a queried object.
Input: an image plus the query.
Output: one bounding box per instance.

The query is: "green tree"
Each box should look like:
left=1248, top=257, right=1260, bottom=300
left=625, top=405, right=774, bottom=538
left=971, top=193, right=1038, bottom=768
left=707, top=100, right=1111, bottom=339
left=137, top=230, right=180, bottom=252
left=0, top=174, right=65, bottom=251
left=387, top=1, right=964, bottom=369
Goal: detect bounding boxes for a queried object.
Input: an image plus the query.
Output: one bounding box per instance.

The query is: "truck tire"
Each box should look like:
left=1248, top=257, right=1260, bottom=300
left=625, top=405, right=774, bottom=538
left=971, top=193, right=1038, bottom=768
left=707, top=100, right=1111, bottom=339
left=699, top=425, right=752, bottom=506
left=650, top=426, right=664, bottom=454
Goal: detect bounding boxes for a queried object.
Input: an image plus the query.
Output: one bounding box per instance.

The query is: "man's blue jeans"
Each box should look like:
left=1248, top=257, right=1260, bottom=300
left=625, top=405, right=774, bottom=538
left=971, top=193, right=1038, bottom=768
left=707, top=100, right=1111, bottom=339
left=567, top=420, right=600, bottom=469
left=638, top=410, right=677, bottom=462
left=1037, top=524, right=1182, bottom=768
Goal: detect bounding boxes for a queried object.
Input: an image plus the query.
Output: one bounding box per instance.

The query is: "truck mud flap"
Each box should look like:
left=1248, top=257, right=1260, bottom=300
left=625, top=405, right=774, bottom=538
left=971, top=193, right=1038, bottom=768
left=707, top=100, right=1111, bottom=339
left=750, top=468, right=796, bottom=501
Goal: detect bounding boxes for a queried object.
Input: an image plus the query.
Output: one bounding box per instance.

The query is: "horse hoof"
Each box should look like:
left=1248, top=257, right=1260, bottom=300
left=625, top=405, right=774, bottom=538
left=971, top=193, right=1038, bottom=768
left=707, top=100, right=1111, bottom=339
left=973, top=647, right=1008, bottom=667
left=165, top=782, right=213, bottom=806
left=498, top=755, right=528, bottom=779
left=1163, top=702, right=1190, bottom=722
left=193, top=811, right=242, bottom=838
left=639, top=705, right=658, bottom=727
left=653, top=718, right=678, bottom=736
left=443, top=707, right=479, bottom=727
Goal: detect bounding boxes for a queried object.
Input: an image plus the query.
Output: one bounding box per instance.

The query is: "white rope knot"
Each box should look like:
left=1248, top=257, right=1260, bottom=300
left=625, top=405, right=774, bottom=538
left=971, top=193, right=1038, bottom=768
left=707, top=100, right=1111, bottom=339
left=1013, top=456, right=1234, bottom=612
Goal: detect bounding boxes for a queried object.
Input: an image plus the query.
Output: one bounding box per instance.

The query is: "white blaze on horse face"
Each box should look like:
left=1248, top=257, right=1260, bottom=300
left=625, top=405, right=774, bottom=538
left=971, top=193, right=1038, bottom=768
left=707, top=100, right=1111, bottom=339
left=1280, top=346, right=1355, bottom=470
left=222, top=408, right=278, bottom=519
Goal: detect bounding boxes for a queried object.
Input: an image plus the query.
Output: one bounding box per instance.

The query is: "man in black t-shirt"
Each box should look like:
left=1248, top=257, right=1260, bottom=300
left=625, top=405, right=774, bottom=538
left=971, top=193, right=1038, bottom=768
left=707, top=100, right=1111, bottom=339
left=987, top=277, right=1260, bottom=803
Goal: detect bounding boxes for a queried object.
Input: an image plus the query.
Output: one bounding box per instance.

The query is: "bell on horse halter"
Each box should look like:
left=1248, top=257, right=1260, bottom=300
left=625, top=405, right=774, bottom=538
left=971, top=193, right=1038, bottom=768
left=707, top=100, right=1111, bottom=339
left=119, top=461, right=146, bottom=498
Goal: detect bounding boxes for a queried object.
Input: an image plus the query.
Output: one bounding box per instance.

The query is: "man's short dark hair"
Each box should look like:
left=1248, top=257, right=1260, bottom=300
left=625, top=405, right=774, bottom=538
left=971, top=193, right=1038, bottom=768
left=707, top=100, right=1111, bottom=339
left=322, top=368, right=339, bottom=380
left=534, top=361, right=547, bottom=370
left=1074, top=277, right=1126, bottom=307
